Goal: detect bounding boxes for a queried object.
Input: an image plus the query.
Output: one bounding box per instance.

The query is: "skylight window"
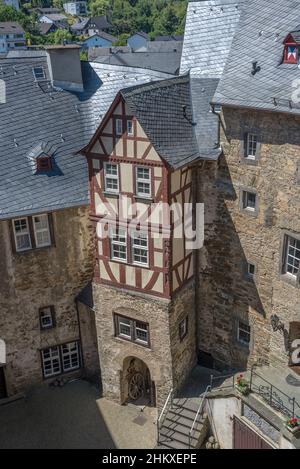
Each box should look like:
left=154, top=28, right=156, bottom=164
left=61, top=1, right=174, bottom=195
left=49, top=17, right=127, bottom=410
left=33, top=67, right=46, bottom=81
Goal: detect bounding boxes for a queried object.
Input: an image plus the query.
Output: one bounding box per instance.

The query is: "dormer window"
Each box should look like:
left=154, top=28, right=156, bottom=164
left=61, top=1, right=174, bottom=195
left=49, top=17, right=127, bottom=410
left=283, top=32, right=299, bottom=64
left=36, top=155, right=52, bottom=172
left=33, top=67, right=46, bottom=81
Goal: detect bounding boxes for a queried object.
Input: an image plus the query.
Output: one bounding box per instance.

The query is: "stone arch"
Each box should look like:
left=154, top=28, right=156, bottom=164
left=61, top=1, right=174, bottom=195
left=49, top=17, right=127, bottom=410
left=120, top=356, right=156, bottom=407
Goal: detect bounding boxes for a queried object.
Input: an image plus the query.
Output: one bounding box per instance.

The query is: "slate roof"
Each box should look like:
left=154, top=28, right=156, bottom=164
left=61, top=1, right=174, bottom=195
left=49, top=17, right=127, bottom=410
left=180, top=0, right=242, bottom=77
left=83, top=31, right=117, bottom=43
left=40, top=14, right=68, bottom=22
left=0, top=22, right=25, bottom=35
left=88, top=16, right=113, bottom=31
left=0, top=55, right=170, bottom=220
left=130, top=31, right=149, bottom=40
left=71, top=17, right=90, bottom=31
left=155, top=35, right=183, bottom=42
left=147, top=41, right=183, bottom=53
left=93, top=51, right=181, bottom=75
left=38, top=22, right=57, bottom=35
left=213, top=0, right=300, bottom=116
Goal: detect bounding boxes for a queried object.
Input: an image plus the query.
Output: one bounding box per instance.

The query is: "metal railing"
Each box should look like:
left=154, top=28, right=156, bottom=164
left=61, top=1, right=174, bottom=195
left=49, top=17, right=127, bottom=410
left=210, top=373, right=235, bottom=390
left=157, top=388, right=173, bottom=444
left=249, top=368, right=300, bottom=419
left=188, top=385, right=211, bottom=448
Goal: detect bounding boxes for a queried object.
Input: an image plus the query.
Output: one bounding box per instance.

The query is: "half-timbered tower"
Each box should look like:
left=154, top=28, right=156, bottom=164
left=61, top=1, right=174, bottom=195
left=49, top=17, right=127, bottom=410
left=81, top=73, right=221, bottom=407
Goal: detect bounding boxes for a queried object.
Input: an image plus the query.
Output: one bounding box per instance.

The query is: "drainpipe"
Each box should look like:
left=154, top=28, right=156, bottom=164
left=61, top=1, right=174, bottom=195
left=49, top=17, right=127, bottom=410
left=75, top=298, right=86, bottom=376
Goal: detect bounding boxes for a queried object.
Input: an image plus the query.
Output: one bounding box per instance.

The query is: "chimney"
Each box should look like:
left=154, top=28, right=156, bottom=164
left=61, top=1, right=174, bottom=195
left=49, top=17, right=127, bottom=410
left=45, top=45, right=84, bottom=93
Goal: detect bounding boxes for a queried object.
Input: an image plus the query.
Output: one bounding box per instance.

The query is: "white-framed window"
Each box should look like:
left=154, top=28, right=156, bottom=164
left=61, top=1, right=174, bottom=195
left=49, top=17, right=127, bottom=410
left=242, top=190, right=257, bottom=211
left=132, top=231, right=148, bottom=266
left=13, top=217, right=31, bottom=252
left=179, top=316, right=188, bottom=341
left=136, top=166, right=151, bottom=198
left=127, top=120, right=134, bottom=136
left=237, top=321, right=251, bottom=346
left=33, top=214, right=51, bottom=248
left=246, top=133, right=258, bottom=159
left=41, top=346, right=61, bottom=377
left=39, top=306, right=55, bottom=330
left=116, top=118, right=123, bottom=136
left=135, top=321, right=149, bottom=344
left=104, top=163, right=119, bottom=193
left=61, top=342, right=80, bottom=372
left=32, top=67, right=46, bottom=81
left=284, top=235, right=300, bottom=278
left=110, top=227, right=127, bottom=262
left=115, top=314, right=150, bottom=346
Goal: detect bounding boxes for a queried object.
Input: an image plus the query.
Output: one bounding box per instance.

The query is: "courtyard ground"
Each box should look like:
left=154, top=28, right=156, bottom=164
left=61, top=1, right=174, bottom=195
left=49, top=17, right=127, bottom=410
left=0, top=380, right=113, bottom=449
left=0, top=379, right=157, bottom=449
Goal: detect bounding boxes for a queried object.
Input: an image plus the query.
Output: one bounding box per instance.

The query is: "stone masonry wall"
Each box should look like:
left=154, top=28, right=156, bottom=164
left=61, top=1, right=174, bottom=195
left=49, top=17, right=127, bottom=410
left=0, top=206, right=95, bottom=396
left=197, top=108, right=300, bottom=370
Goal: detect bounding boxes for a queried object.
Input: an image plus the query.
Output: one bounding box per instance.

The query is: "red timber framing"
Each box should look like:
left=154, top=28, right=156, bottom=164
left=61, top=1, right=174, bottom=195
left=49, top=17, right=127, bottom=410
left=81, top=93, right=194, bottom=299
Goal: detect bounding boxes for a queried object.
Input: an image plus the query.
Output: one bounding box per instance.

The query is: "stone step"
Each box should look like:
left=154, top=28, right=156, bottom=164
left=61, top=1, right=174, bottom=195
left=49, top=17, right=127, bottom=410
left=163, top=418, right=203, bottom=440
left=168, top=405, right=202, bottom=422
left=163, top=415, right=203, bottom=435
left=172, top=398, right=200, bottom=413
left=159, top=425, right=199, bottom=448
left=164, top=413, right=200, bottom=430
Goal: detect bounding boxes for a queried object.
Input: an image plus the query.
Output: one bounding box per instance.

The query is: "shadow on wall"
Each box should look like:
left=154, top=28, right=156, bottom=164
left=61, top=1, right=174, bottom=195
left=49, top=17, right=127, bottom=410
left=197, top=149, right=269, bottom=372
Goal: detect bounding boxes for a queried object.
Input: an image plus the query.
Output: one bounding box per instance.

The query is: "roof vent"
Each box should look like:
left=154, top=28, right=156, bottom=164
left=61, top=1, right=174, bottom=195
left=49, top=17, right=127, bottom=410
left=251, top=61, right=261, bottom=75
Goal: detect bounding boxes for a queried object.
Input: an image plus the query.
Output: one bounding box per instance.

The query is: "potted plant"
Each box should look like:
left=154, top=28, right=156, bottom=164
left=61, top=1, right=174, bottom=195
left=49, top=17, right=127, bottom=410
left=285, top=417, right=300, bottom=435
left=235, top=374, right=250, bottom=396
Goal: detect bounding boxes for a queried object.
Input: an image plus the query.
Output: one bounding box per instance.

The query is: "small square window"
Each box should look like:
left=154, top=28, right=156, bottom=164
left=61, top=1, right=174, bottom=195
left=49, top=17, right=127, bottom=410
left=179, top=317, right=188, bottom=341
left=39, top=306, right=55, bottom=330
left=237, top=321, right=251, bottom=346
left=116, top=119, right=123, bottom=136
left=104, top=163, right=119, bottom=193
left=248, top=263, right=255, bottom=277
left=37, top=156, right=52, bottom=172
left=242, top=190, right=257, bottom=212
left=127, top=120, right=134, bottom=136
left=33, top=67, right=46, bottom=81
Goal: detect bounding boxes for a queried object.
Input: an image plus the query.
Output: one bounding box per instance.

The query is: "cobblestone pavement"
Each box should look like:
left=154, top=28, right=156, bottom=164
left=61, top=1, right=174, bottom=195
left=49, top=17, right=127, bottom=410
left=0, top=380, right=115, bottom=449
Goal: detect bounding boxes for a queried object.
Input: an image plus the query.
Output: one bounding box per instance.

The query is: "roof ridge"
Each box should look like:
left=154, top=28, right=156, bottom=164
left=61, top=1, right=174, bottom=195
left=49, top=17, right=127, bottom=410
left=120, top=74, right=190, bottom=98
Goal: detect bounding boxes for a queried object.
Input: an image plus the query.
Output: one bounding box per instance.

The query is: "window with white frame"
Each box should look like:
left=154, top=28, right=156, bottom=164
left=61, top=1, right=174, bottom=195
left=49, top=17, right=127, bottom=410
left=132, top=231, right=148, bottom=266
left=242, top=190, right=257, bottom=212
left=115, top=314, right=150, bottom=346
left=41, top=341, right=81, bottom=378
left=104, top=163, right=119, bottom=193
left=13, top=217, right=31, bottom=252
left=39, top=306, right=55, bottom=330
left=246, top=133, right=258, bottom=159
left=41, top=346, right=61, bottom=377
left=110, top=227, right=127, bottom=262
left=33, top=214, right=51, bottom=248
left=116, top=118, right=123, bottom=136
left=127, top=120, right=134, bottom=136
left=283, top=235, right=300, bottom=279
left=61, top=342, right=80, bottom=372
left=136, top=166, right=151, bottom=198
left=237, top=321, right=251, bottom=346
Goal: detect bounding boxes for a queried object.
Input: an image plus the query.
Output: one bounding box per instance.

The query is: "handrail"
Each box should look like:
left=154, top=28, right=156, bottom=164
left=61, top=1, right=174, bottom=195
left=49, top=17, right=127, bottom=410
left=250, top=368, right=300, bottom=419
left=157, top=388, right=173, bottom=444
left=210, top=373, right=235, bottom=390
left=188, top=385, right=211, bottom=448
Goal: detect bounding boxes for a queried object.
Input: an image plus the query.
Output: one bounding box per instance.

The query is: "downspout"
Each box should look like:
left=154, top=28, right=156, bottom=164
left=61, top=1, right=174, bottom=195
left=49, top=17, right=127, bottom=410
left=75, top=298, right=86, bottom=376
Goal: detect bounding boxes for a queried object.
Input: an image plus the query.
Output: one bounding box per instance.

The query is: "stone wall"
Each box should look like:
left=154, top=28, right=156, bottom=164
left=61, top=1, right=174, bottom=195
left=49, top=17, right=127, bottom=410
left=0, top=206, right=95, bottom=396
left=92, top=282, right=197, bottom=409
left=197, top=107, right=300, bottom=370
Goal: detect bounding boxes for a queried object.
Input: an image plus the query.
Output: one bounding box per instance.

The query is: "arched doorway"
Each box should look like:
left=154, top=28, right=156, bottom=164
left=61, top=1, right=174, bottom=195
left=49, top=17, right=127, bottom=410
left=121, top=357, right=155, bottom=407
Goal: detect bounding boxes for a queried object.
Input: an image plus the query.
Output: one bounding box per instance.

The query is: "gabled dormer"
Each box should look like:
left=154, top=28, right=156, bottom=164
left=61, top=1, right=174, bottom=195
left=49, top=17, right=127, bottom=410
left=283, top=31, right=300, bottom=64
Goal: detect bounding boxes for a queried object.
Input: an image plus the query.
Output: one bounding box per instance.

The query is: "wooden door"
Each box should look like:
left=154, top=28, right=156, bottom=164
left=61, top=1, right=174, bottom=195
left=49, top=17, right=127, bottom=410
left=233, top=417, right=273, bottom=449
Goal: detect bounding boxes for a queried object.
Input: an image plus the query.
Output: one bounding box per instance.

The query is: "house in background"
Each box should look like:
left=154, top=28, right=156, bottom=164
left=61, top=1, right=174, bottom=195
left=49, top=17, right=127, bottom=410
left=71, top=16, right=113, bottom=37
left=3, top=0, right=20, bottom=10
left=39, top=14, right=69, bottom=29
left=38, top=22, right=58, bottom=36
left=127, top=31, right=149, bottom=51
left=63, top=1, right=87, bottom=17
left=0, top=22, right=26, bottom=54
left=81, top=32, right=117, bottom=49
